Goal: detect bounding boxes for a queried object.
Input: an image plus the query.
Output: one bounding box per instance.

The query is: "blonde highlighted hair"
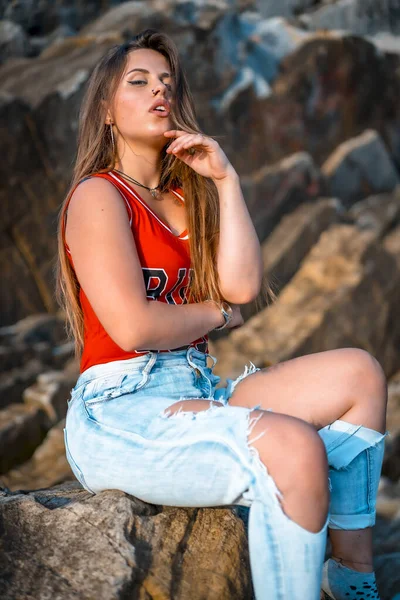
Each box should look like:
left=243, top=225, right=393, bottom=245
left=54, top=29, right=276, bottom=360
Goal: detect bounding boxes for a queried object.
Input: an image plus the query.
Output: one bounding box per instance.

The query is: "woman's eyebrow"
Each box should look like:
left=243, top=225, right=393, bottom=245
left=126, top=68, right=171, bottom=77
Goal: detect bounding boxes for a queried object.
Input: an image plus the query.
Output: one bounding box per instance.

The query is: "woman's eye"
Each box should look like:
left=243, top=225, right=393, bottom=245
left=128, top=80, right=173, bottom=90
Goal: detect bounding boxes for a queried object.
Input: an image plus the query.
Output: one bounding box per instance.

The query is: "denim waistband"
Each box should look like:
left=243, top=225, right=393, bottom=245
left=73, top=347, right=214, bottom=393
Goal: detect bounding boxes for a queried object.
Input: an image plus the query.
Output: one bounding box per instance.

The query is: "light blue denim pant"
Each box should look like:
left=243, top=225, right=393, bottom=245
left=64, top=347, right=388, bottom=600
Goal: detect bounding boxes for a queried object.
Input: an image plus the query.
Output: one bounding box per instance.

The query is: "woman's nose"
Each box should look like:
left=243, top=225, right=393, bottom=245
left=152, top=81, right=168, bottom=95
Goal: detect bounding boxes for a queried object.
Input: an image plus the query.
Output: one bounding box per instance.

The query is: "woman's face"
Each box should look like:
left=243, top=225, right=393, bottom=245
left=110, top=48, right=175, bottom=148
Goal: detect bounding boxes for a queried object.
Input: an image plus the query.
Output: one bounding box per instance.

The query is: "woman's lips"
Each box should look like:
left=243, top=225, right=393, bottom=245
left=149, top=109, right=170, bottom=117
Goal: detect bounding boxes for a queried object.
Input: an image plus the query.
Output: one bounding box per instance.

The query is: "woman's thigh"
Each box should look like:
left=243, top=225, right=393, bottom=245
left=67, top=392, right=265, bottom=507
left=227, top=347, right=386, bottom=431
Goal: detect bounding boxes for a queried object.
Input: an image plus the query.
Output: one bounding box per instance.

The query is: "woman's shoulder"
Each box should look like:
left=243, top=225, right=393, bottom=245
left=65, top=172, right=134, bottom=229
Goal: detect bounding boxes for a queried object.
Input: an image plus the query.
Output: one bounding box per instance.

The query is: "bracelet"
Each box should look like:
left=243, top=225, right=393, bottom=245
left=204, top=299, right=232, bottom=331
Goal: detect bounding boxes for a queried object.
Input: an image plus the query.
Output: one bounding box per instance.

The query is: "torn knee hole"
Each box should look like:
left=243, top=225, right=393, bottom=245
left=245, top=408, right=285, bottom=504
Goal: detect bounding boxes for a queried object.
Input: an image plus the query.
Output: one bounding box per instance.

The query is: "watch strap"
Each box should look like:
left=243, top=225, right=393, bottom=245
left=214, top=301, right=233, bottom=331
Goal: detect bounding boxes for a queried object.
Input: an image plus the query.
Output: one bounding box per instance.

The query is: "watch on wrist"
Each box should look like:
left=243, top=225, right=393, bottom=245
left=214, top=301, right=233, bottom=331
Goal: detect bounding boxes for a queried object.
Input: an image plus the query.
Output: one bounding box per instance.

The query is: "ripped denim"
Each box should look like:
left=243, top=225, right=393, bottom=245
left=318, top=420, right=388, bottom=530
left=65, top=347, right=335, bottom=599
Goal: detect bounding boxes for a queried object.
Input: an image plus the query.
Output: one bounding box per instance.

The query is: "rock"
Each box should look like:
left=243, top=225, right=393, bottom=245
left=0, top=357, right=44, bottom=410
left=242, top=152, right=324, bottom=242
left=372, top=515, right=400, bottom=599
left=0, top=342, right=32, bottom=372
left=0, top=482, right=252, bottom=599
left=383, top=222, right=400, bottom=268
left=76, top=1, right=154, bottom=37
left=383, top=371, right=400, bottom=483
left=299, top=0, right=400, bottom=37
left=376, top=477, right=400, bottom=519
left=368, top=31, right=400, bottom=55
left=386, top=370, right=400, bottom=437
left=213, top=224, right=400, bottom=381
left=347, top=187, right=400, bottom=238
left=322, top=130, right=399, bottom=207
left=0, top=419, right=74, bottom=491
left=0, top=402, right=50, bottom=474
left=265, top=36, right=400, bottom=169
left=227, top=196, right=344, bottom=330
left=0, top=312, right=74, bottom=375
left=0, top=312, right=66, bottom=346
left=2, top=0, right=109, bottom=37
left=256, top=0, right=315, bottom=18
left=0, top=19, right=30, bottom=63
left=261, top=196, right=343, bottom=292
left=51, top=340, right=75, bottom=369
left=22, top=369, right=75, bottom=423
left=29, top=23, right=77, bottom=57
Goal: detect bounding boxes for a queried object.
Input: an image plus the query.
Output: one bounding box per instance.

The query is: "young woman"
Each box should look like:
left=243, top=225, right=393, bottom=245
left=56, top=29, right=388, bottom=600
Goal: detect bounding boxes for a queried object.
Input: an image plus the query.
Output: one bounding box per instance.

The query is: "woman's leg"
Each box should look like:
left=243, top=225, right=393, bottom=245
left=227, top=348, right=387, bottom=434
left=164, top=399, right=330, bottom=598
left=227, top=347, right=388, bottom=597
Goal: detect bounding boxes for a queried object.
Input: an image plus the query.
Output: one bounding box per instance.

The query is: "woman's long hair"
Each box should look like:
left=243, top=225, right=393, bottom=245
left=54, top=29, right=276, bottom=359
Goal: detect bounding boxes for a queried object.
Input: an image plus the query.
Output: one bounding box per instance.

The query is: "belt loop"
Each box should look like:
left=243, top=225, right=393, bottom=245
left=143, top=351, right=157, bottom=375
left=135, top=351, right=157, bottom=390
left=206, top=352, right=217, bottom=369
left=186, top=346, right=194, bottom=364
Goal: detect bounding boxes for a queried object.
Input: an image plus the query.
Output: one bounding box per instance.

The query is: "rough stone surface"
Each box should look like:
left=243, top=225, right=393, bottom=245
left=261, top=196, right=343, bottom=292
left=0, top=419, right=74, bottom=491
left=347, top=187, right=400, bottom=238
left=300, top=0, right=400, bottom=37
left=243, top=152, right=324, bottom=242
left=231, top=196, right=344, bottom=327
left=0, top=481, right=252, bottom=600
left=0, top=357, right=44, bottom=409
left=371, top=514, right=400, bottom=600
left=0, top=402, right=50, bottom=474
left=22, top=369, right=75, bottom=423
left=0, top=19, right=30, bottom=64
left=268, top=35, right=400, bottom=168
left=322, top=130, right=399, bottom=207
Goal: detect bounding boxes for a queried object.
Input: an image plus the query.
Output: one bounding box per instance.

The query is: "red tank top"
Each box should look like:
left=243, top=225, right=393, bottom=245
left=62, top=170, right=208, bottom=373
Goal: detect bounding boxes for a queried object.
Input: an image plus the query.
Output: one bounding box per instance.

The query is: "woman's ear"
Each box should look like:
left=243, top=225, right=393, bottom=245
left=102, top=99, right=113, bottom=125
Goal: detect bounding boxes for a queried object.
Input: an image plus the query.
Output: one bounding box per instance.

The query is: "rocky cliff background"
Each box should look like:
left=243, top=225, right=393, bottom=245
left=1, top=1, right=400, bottom=599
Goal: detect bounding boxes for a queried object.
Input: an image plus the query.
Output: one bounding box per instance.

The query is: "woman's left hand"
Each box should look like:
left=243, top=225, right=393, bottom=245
left=164, top=130, right=234, bottom=182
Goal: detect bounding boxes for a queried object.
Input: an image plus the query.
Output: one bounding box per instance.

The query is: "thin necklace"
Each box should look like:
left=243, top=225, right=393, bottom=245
left=114, top=169, right=162, bottom=198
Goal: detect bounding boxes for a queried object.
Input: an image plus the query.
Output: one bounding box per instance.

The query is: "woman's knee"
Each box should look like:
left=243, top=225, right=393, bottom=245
left=343, top=348, right=387, bottom=405
left=249, top=412, right=329, bottom=497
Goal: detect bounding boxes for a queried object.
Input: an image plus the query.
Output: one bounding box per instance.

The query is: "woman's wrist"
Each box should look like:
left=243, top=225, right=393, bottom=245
left=203, top=299, right=233, bottom=331
left=203, top=299, right=225, bottom=330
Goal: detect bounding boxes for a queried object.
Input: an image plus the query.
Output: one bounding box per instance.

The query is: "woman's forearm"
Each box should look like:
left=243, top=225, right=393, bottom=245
left=214, top=168, right=263, bottom=304
left=124, top=300, right=224, bottom=352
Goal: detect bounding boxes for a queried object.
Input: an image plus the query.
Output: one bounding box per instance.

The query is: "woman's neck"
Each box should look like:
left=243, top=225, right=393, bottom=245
left=114, top=144, right=163, bottom=190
